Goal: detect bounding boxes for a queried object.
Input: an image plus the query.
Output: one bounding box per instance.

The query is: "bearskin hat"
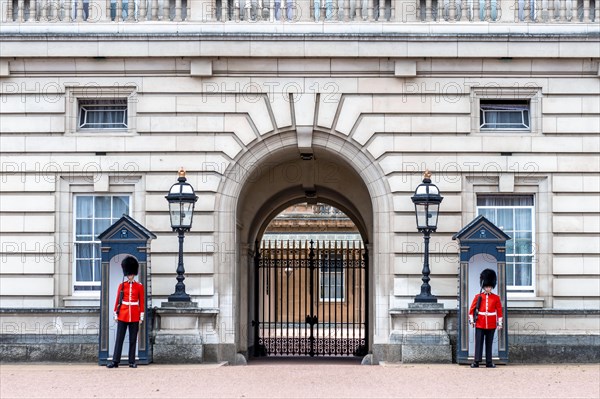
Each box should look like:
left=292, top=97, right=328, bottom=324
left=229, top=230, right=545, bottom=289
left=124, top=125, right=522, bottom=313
left=480, top=268, right=497, bottom=288
left=121, top=256, right=139, bottom=276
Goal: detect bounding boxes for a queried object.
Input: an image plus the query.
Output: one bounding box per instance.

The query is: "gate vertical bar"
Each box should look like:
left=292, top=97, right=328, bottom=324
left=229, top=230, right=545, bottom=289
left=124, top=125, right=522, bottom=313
left=282, top=240, right=293, bottom=355
left=351, top=240, right=356, bottom=350
left=308, top=239, right=316, bottom=357
left=269, top=240, right=274, bottom=354
left=292, top=240, right=296, bottom=354
left=345, top=241, right=349, bottom=354
left=363, top=243, right=369, bottom=354
left=333, top=240, right=338, bottom=355
left=304, top=240, right=309, bottom=355
left=253, top=240, right=260, bottom=357
left=278, top=240, right=283, bottom=354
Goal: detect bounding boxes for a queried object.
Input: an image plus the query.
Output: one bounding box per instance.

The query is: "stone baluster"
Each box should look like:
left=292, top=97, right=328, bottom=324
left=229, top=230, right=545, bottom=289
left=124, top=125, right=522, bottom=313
left=126, top=0, right=133, bottom=19
left=367, top=0, right=374, bottom=19
left=547, top=0, right=554, bottom=21
left=569, top=0, right=575, bottom=20
left=460, top=0, right=466, bottom=19
left=595, top=0, right=599, bottom=21
left=473, top=0, right=480, bottom=20
left=221, top=0, right=229, bottom=20
left=75, top=0, right=83, bottom=20
left=425, top=0, right=431, bottom=19
left=139, top=0, right=146, bottom=20
left=17, top=0, right=23, bottom=21
left=582, top=0, right=589, bottom=21
left=27, top=0, right=36, bottom=20
left=448, top=0, right=456, bottom=19
left=174, top=0, right=181, bottom=20
left=6, top=0, right=13, bottom=22
left=232, top=0, right=239, bottom=19
left=523, top=0, right=530, bottom=20
left=163, top=0, right=170, bottom=19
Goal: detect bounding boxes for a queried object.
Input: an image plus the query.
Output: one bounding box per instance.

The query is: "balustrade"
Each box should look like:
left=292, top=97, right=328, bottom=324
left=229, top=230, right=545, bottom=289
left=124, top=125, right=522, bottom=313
left=2, top=0, right=596, bottom=22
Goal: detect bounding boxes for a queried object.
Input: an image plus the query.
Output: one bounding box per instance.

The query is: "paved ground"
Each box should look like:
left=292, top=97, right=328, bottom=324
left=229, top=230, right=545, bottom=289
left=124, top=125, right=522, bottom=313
left=1, top=358, right=599, bottom=399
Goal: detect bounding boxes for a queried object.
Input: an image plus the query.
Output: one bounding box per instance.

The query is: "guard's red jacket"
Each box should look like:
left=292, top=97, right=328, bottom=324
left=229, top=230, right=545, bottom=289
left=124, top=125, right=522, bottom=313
left=469, top=292, right=503, bottom=329
left=114, top=281, right=145, bottom=323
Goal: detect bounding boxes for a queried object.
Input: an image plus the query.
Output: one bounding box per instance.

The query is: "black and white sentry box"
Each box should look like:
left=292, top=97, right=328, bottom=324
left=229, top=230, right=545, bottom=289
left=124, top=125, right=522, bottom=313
left=453, top=215, right=511, bottom=365
left=97, top=215, right=156, bottom=366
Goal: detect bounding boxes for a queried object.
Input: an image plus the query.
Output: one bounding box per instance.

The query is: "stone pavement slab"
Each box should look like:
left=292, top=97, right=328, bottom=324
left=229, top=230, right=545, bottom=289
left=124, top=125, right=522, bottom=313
left=1, top=359, right=599, bottom=399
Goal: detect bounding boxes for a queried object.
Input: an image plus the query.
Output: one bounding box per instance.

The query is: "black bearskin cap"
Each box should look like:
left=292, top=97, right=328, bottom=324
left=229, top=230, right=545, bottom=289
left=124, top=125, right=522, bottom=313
left=480, top=268, right=497, bottom=288
left=121, top=256, right=139, bottom=276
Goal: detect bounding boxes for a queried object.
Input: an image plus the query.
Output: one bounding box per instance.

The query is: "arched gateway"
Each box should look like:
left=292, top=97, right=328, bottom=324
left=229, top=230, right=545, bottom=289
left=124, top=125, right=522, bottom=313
left=216, top=130, right=393, bottom=359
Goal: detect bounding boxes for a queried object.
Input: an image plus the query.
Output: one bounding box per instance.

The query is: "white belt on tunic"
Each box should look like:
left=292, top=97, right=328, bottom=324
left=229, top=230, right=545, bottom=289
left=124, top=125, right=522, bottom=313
left=479, top=311, right=497, bottom=316
left=122, top=301, right=139, bottom=306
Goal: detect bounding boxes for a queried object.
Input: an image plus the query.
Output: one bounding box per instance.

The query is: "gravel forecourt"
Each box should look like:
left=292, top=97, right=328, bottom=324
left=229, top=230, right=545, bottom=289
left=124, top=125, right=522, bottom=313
left=1, top=359, right=598, bottom=399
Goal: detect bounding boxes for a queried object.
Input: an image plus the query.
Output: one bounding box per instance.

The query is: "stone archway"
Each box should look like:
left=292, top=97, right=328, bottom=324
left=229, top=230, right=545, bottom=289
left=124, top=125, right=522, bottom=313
left=215, top=130, right=393, bottom=359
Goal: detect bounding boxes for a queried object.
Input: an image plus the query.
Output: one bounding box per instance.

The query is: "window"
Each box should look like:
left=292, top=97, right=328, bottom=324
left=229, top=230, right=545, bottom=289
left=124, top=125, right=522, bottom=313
left=477, top=195, right=535, bottom=291
left=320, top=253, right=345, bottom=302
left=74, top=195, right=130, bottom=292
left=480, top=100, right=530, bottom=130
left=78, top=99, right=128, bottom=130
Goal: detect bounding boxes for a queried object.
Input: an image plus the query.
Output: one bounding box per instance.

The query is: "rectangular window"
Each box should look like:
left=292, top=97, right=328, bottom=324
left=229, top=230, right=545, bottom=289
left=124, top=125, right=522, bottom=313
left=477, top=195, right=535, bottom=291
left=320, top=252, right=345, bottom=302
left=78, top=99, right=128, bottom=130
left=480, top=100, right=530, bottom=130
left=74, top=195, right=130, bottom=292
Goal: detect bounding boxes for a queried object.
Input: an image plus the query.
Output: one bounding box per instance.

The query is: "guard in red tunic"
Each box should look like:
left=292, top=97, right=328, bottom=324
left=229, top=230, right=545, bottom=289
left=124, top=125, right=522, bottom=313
left=469, top=268, right=503, bottom=368
left=107, top=256, right=145, bottom=368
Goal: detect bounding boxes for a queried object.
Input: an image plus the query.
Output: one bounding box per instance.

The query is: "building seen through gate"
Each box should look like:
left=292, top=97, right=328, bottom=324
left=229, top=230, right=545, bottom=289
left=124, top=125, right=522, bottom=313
left=255, top=203, right=367, bottom=357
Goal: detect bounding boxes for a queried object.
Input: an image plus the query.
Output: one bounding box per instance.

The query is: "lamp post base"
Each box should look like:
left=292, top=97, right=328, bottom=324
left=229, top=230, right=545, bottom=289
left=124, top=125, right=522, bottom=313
left=167, top=293, right=192, bottom=302
left=413, top=295, right=438, bottom=304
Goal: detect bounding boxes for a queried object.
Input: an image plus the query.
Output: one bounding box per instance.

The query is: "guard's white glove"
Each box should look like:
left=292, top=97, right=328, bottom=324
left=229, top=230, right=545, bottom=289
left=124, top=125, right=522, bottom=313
left=140, top=313, right=145, bottom=322
left=497, top=318, right=503, bottom=330
left=113, top=312, right=118, bottom=322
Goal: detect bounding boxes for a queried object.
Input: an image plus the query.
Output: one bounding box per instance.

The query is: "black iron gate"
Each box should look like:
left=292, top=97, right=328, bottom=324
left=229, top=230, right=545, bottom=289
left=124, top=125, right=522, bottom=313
left=253, top=239, right=368, bottom=357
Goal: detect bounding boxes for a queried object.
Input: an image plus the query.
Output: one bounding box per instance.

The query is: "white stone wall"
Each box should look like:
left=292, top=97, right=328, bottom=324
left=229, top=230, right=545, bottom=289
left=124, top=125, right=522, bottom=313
left=1, top=34, right=599, bottom=349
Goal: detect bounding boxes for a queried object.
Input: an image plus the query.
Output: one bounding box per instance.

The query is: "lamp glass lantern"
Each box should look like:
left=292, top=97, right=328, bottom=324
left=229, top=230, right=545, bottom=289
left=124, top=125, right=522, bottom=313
left=411, top=175, right=443, bottom=232
left=166, top=171, right=198, bottom=231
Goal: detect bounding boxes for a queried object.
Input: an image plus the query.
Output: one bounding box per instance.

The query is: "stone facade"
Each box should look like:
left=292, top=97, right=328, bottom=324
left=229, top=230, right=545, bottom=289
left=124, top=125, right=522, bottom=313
left=0, top=6, right=599, bottom=363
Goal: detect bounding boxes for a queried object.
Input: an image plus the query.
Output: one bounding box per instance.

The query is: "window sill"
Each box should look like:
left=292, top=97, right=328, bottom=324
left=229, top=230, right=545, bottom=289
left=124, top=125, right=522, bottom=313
left=63, top=296, right=100, bottom=308
left=507, top=296, right=544, bottom=308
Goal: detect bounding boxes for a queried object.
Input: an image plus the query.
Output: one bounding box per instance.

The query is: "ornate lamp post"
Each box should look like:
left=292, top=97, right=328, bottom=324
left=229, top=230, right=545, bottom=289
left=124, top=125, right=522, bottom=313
left=411, top=170, right=443, bottom=303
left=165, top=168, right=198, bottom=302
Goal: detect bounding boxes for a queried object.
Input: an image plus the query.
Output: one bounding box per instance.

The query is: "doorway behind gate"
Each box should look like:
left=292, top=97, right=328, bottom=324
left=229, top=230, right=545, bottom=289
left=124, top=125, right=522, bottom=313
left=252, top=203, right=368, bottom=358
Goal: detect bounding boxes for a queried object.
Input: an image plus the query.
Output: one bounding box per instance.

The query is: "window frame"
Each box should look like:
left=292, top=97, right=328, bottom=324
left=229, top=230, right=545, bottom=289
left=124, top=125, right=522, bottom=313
left=78, top=98, right=129, bottom=130
left=476, top=195, right=536, bottom=293
left=471, top=86, right=541, bottom=134
left=480, top=100, right=531, bottom=131
left=65, top=85, right=137, bottom=135
left=72, top=194, right=131, bottom=294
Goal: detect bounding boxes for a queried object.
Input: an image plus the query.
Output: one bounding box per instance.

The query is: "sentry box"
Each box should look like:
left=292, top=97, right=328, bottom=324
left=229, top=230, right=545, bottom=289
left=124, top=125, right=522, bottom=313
left=453, top=215, right=510, bottom=365
left=98, top=215, right=156, bottom=366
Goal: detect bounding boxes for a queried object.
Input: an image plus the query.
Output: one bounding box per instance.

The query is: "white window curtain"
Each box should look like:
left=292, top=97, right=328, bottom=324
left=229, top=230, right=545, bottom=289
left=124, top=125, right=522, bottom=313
left=79, top=99, right=127, bottom=129
left=480, top=103, right=529, bottom=129
left=477, top=195, right=534, bottom=290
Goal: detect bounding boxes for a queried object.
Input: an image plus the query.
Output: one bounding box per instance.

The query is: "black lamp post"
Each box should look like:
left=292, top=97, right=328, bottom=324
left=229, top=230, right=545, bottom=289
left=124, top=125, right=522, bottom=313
left=411, top=170, right=443, bottom=303
left=165, top=168, right=198, bottom=302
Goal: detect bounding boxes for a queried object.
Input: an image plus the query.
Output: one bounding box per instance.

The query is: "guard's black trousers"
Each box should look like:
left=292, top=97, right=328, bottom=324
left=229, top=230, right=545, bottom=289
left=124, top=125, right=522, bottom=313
left=474, top=328, right=496, bottom=365
left=112, top=320, right=139, bottom=364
